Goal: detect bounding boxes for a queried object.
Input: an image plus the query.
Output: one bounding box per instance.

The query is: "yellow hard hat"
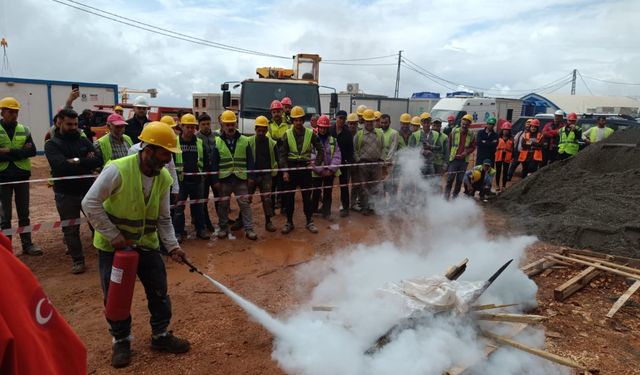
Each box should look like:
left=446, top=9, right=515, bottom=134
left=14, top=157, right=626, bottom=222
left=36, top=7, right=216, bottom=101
left=114, top=105, right=124, bottom=111
left=347, top=113, right=359, bottom=122
left=374, top=110, right=382, bottom=120
left=160, top=115, right=177, bottom=127
left=255, top=115, right=269, bottom=127
left=399, top=113, right=412, bottom=123
left=220, top=110, right=237, bottom=123
left=356, top=104, right=367, bottom=116
left=462, top=114, right=473, bottom=122
left=471, top=169, right=481, bottom=183
left=410, top=116, right=421, bottom=126
left=419, top=112, right=432, bottom=120
left=290, top=106, right=305, bottom=119
left=0, top=97, right=21, bottom=110
left=362, top=109, right=376, bottom=121
left=180, top=113, right=198, bottom=125
left=139, top=121, right=181, bottom=153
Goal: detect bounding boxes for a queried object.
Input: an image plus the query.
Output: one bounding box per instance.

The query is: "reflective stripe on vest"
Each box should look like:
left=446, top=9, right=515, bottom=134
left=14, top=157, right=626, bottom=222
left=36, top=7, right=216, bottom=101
left=495, top=137, right=514, bottom=163
left=248, top=135, right=278, bottom=177
left=518, top=132, right=543, bottom=162
left=0, top=123, right=31, bottom=171
left=355, top=128, right=383, bottom=152
left=98, top=133, right=133, bottom=165
left=269, top=121, right=289, bottom=141
left=448, top=128, right=474, bottom=162
left=215, top=135, right=249, bottom=180
left=175, top=137, right=204, bottom=181
left=286, top=128, right=313, bottom=161
left=312, top=136, right=342, bottom=178
left=558, top=128, right=579, bottom=155
left=589, top=127, right=614, bottom=143
left=93, top=154, right=172, bottom=252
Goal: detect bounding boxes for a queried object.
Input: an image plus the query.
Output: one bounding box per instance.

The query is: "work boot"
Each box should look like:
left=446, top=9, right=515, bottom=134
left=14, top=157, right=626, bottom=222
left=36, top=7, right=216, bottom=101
left=245, top=230, right=258, bottom=241
left=217, top=227, right=228, bottom=239
left=151, top=331, right=190, bottom=354
left=281, top=222, right=294, bottom=235
left=265, top=221, right=277, bottom=232
left=196, top=229, right=210, bottom=240
left=230, top=219, right=243, bottom=231
left=71, top=262, right=86, bottom=274
left=22, top=243, right=43, bottom=256
left=111, top=338, right=132, bottom=368
left=339, top=209, right=349, bottom=218
left=306, top=222, right=318, bottom=234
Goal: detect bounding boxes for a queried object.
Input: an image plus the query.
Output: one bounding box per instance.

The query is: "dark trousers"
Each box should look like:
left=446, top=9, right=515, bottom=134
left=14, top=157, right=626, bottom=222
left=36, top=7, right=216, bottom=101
left=271, top=172, right=284, bottom=211
left=522, top=160, right=541, bottom=178
left=445, top=159, right=468, bottom=199
left=202, top=183, right=218, bottom=231
left=98, top=250, right=171, bottom=340
left=0, top=181, right=33, bottom=246
left=465, top=181, right=490, bottom=199
left=174, top=181, right=205, bottom=234
left=249, top=174, right=274, bottom=219
left=495, top=161, right=509, bottom=188
left=507, top=160, right=522, bottom=181
left=283, top=168, right=313, bottom=224
left=338, top=166, right=350, bottom=210
left=312, top=175, right=334, bottom=217
left=54, top=193, right=85, bottom=264
left=544, top=148, right=558, bottom=165
left=557, top=152, right=573, bottom=161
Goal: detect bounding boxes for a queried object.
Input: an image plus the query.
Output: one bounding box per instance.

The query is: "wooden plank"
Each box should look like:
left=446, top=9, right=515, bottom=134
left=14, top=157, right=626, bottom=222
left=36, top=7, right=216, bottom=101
left=521, top=257, right=557, bottom=277
left=445, top=258, right=469, bottom=280
left=472, top=303, right=519, bottom=311
left=562, top=248, right=640, bottom=268
left=567, top=254, right=640, bottom=277
left=606, top=280, right=640, bottom=318
left=554, top=266, right=601, bottom=301
left=549, top=253, right=640, bottom=281
left=481, top=330, right=586, bottom=370
left=475, top=313, right=546, bottom=324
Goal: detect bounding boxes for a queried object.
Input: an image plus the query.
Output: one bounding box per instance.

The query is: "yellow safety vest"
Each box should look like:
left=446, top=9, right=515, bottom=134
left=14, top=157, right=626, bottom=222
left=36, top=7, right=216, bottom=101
left=248, top=135, right=277, bottom=177
left=215, top=135, right=249, bottom=180
left=268, top=121, right=289, bottom=141
left=558, top=128, right=579, bottom=155
left=588, top=127, right=614, bottom=143
left=382, top=128, right=398, bottom=160
left=175, top=136, right=204, bottom=181
left=93, top=154, right=172, bottom=252
left=449, top=128, right=475, bottom=162
left=355, top=128, right=383, bottom=153
left=286, top=128, right=313, bottom=161
left=0, top=123, right=32, bottom=171
left=97, top=133, right=133, bottom=166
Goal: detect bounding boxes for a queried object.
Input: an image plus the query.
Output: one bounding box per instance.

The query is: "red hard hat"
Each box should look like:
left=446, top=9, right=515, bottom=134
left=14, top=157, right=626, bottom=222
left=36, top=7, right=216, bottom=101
left=281, top=97, right=292, bottom=106
left=270, top=100, right=283, bottom=111
left=530, top=119, right=540, bottom=127
left=501, top=121, right=512, bottom=130
left=317, top=115, right=331, bottom=128
left=447, top=115, right=455, bottom=122
left=567, top=112, right=577, bottom=121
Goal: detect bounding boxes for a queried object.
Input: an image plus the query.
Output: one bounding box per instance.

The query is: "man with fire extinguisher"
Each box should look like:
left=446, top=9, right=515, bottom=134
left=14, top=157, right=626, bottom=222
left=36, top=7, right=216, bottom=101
left=82, top=121, right=190, bottom=368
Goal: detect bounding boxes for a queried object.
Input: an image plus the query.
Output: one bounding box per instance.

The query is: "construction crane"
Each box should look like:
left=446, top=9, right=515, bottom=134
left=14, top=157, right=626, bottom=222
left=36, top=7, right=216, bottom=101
left=119, top=87, right=158, bottom=104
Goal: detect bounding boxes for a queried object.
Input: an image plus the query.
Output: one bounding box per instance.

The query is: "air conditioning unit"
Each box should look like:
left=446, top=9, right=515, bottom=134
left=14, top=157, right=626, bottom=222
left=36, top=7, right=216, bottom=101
left=346, top=83, right=359, bottom=94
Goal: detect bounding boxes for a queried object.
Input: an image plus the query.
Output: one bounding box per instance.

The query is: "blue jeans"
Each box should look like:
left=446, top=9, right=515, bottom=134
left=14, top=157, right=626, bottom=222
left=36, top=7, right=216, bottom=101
left=98, top=250, right=172, bottom=340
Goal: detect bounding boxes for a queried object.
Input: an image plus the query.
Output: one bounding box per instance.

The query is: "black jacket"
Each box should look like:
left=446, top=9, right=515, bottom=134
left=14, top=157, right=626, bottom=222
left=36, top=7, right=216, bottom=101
left=0, top=120, right=37, bottom=181
left=330, top=125, right=354, bottom=164
left=45, top=129, right=102, bottom=196
left=476, top=129, right=499, bottom=161
left=125, top=116, right=148, bottom=144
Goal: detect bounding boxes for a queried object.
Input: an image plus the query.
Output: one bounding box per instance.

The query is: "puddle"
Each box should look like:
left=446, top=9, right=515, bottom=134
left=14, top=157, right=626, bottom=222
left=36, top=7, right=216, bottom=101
left=253, top=238, right=316, bottom=267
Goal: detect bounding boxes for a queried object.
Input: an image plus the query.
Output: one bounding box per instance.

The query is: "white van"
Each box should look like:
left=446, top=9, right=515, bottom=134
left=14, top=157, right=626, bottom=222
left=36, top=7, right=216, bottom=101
left=430, top=96, right=521, bottom=130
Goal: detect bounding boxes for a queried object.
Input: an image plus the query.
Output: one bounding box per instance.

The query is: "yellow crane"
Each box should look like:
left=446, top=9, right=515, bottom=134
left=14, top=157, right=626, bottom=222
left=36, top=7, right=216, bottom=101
left=119, top=87, right=158, bottom=104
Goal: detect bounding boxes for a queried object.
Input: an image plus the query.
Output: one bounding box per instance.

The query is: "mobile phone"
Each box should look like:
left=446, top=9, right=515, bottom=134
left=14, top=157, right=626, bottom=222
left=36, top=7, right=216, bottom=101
left=71, top=83, right=79, bottom=91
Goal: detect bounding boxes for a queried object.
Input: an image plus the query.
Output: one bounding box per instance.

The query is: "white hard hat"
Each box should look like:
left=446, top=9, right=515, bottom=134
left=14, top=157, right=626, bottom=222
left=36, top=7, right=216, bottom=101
left=133, top=96, right=149, bottom=108
left=554, top=110, right=564, bottom=116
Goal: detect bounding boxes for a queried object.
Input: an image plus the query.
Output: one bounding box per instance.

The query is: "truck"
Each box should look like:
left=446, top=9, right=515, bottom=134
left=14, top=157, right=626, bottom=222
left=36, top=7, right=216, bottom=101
left=221, top=54, right=334, bottom=134
left=430, top=95, right=522, bottom=131
left=0, top=77, right=118, bottom=151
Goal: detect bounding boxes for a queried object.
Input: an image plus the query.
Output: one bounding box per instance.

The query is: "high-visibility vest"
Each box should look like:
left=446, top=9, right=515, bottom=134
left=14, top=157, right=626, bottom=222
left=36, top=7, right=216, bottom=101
left=286, top=128, right=313, bottom=161
left=0, top=123, right=32, bottom=171
left=382, top=128, right=398, bottom=160
left=175, top=136, right=204, bottom=181
left=355, top=128, right=383, bottom=153
left=398, top=131, right=411, bottom=149
left=312, top=136, right=341, bottom=178
left=248, top=135, right=278, bottom=177
left=410, top=129, right=439, bottom=148
left=448, top=128, right=475, bottom=162
left=433, top=132, right=447, bottom=165
left=558, top=128, right=580, bottom=155
left=97, top=133, right=133, bottom=166
left=93, top=154, right=172, bottom=252
left=588, top=126, right=614, bottom=143
left=469, top=165, right=496, bottom=183
left=268, top=121, right=289, bottom=141
left=518, top=132, right=543, bottom=162
left=495, top=137, right=514, bottom=163
left=215, top=135, right=249, bottom=180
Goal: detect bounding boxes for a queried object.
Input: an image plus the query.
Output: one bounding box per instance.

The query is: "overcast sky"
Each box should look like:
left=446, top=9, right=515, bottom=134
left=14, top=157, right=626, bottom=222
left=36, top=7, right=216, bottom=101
left=2, top=0, right=640, bottom=106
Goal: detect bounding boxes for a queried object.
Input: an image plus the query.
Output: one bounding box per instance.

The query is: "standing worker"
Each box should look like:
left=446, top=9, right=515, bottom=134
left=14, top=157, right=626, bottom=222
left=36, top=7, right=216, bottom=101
left=444, top=114, right=476, bottom=200
left=45, top=109, right=102, bottom=273
left=431, top=118, right=449, bottom=175
left=356, top=105, right=367, bottom=129
left=281, top=97, right=293, bottom=125
left=81, top=121, right=190, bottom=368
left=212, top=110, right=257, bottom=240
left=114, top=105, right=124, bottom=116
left=0, top=97, right=42, bottom=255
left=247, top=116, right=278, bottom=232
left=475, top=117, right=498, bottom=165
left=583, top=115, right=614, bottom=144
left=507, top=119, right=531, bottom=182
left=353, top=109, right=384, bottom=215
left=410, top=116, right=421, bottom=133
left=380, top=114, right=399, bottom=203
left=95, top=113, right=133, bottom=166
left=196, top=113, right=218, bottom=233
left=311, top=115, right=341, bottom=220
left=125, top=96, right=150, bottom=144
left=409, top=113, right=441, bottom=177
left=542, top=110, right=566, bottom=165
left=443, top=115, right=457, bottom=137
left=494, top=122, right=513, bottom=192
left=374, top=111, right=382, bottom=129
left=557, top=113, right=582, bottom=160
left=268, top=99, right=289, bottom=213
left=173, top=113, right=209, bottom=241
left=279, top=106, right=324, bottom=233
left=346, top=112, right=362, bottom=212
left=517, top=119, right=543, bottom=178
left=397, top=113, right=413, bottom=149
left=330, top=110, right=354, bottom=217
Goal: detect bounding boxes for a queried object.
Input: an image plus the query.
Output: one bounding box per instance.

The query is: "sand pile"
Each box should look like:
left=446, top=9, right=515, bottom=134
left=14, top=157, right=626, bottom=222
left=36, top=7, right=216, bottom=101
left=496, top=127, right=640, bottom=257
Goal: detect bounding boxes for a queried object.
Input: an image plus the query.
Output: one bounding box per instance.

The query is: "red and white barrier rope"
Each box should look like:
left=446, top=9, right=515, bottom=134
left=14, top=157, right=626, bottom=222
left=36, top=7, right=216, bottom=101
left=1, top=218, right=87, bottom=236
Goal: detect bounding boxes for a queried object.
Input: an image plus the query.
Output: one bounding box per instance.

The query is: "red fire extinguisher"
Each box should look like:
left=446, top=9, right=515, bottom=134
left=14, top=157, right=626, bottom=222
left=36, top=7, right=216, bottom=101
left=105, top=246, right=139, bottom=321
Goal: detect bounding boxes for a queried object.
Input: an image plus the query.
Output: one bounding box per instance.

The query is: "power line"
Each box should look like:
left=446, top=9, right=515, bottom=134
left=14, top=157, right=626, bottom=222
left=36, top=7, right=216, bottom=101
left=323, top=54, right=398, bottom=62
left=400, top=62, right=457, bottom=91
left=581, top=74, right=640, bottom=86
left=577, top=70, right=594, bottom=95
left=321, top=62, right=396, bottom=66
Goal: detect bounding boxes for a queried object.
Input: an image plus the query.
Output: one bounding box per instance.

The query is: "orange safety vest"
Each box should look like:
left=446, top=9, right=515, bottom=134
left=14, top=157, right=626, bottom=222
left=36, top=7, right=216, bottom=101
left=495, top=137, right=514, bottom=163
left=518, top=132, right=543, bottom=162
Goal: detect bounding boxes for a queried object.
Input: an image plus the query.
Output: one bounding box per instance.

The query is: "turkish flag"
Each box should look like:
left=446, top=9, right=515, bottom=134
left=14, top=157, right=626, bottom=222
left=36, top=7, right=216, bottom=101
left=0, top=234, right=87, bottom=374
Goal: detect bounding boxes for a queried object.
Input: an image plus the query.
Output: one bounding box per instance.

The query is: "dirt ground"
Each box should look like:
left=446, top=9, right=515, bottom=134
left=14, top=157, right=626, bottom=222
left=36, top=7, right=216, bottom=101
left=10, top=157, right=640, bottom=374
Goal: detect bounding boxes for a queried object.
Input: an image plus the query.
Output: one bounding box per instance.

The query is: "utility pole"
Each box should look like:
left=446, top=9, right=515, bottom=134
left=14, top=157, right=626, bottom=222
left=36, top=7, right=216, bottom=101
left=394, top=50, right=403, bottom=98
left=571, top=69, right=577, bottom=95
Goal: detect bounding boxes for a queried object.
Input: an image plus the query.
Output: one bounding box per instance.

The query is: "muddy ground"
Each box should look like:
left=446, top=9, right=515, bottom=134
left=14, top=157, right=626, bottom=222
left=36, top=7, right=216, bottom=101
left=10, top=157, right=640, bottom=374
